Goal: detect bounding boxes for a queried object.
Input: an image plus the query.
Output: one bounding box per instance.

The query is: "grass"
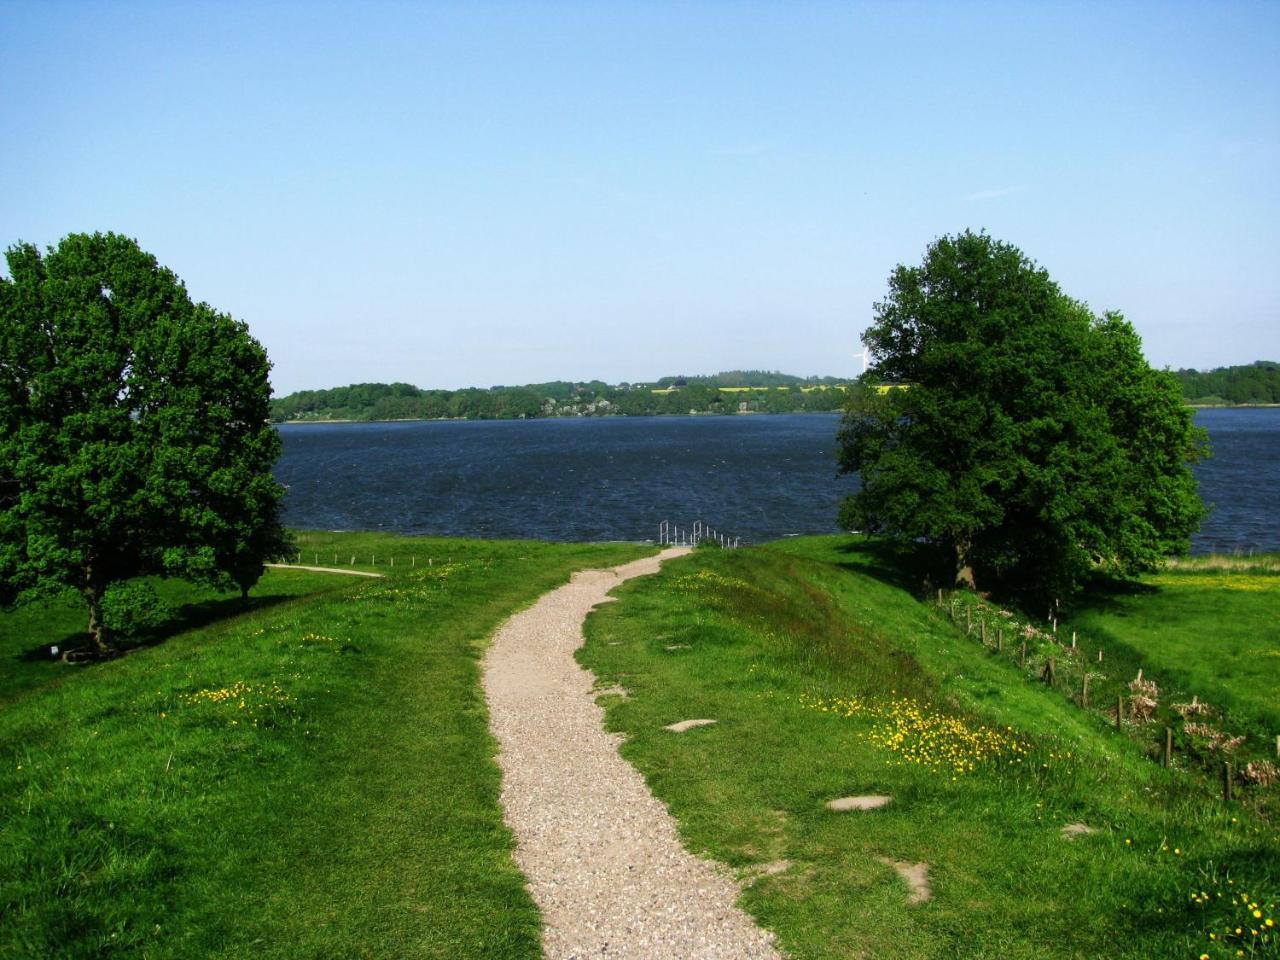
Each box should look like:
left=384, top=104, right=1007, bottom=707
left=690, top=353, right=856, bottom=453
left=0, top=532, right=653, bottom=959
left=579, top=536, right=1278, bottom=959
left=900, top=563, right=1280, bottom=820
left=1067, top=560, right=1280, bottom=741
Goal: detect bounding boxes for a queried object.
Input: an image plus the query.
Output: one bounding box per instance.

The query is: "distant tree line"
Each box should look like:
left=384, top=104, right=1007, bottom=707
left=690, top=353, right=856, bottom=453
left=269, top=374, right=849, bottom=422
left=1174, top=361, right=1279, bottom=405
left=653, top=370, right=847, bottom=388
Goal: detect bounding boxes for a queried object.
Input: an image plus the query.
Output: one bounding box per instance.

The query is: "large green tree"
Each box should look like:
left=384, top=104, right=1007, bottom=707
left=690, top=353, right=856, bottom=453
left=0, top=232, right=289, bottom=655
left=838, top=231, right=1206, bottom=601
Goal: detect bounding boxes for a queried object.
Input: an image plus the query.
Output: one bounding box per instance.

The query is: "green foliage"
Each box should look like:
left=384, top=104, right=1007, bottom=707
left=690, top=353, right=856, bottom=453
left=0, top=232, right=288, bottom=653
left=1176, top=361, right=1280, bottom=405
left=838, top=231, right=1207, bottom=601
left=99, top=581, right=169, bottom=639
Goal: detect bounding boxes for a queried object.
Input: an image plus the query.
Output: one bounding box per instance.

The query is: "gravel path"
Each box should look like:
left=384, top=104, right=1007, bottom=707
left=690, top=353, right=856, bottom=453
left=483, top=548, right=782, bottom=960
left=264, top=563, right=384, bottom=578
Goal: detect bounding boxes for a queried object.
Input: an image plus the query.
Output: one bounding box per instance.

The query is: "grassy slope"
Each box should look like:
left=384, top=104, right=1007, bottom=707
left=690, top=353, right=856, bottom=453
left=579, top=537, right=1278, bottom=960
left=1, top=532, right=652, bottom=959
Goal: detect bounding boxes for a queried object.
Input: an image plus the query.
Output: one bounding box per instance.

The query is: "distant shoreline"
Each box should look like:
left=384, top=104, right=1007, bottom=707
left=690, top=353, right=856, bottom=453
left=273, top=404, right=1279, bottom=426
left=272, top=410, right=832, bottom=425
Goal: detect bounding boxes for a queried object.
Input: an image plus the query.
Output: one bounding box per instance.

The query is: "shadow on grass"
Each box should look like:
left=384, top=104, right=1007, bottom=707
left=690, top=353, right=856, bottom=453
left=1069, top=572, right=1162, bottom=618
left=827, top=537, right=942, bottom=595
left=17, top=593, right=294, bottom=665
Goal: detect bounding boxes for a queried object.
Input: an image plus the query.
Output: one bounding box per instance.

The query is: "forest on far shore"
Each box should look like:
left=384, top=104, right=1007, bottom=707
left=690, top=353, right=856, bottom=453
left=1174, top=360, right=1279, bottom=405
left=269, top=371, right=848, bottom=421
left=268, top=362, right=1278, bottom=422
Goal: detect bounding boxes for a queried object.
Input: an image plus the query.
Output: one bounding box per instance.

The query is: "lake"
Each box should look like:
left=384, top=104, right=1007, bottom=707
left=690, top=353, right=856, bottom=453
left=275, top=408, right=1280, bottom=554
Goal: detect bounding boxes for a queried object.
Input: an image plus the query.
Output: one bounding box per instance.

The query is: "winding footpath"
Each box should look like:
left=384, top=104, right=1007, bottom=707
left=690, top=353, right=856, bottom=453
left=483, top=548, right=782, bottom=960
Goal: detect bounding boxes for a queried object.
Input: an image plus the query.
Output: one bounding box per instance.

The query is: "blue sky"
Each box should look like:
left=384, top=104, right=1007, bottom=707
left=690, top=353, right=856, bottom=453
left=2, top=1, right=1277, bottom=394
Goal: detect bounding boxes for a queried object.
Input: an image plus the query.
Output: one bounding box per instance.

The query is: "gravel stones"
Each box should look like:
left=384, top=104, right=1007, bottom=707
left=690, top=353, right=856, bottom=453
left=483, top=548, right=781, bottom=960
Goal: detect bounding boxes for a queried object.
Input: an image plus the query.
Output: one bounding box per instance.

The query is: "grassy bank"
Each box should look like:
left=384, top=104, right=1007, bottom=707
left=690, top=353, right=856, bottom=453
left=1, top=532, right=652, bottom=959
left=579, top=537, right=1278, bottom=959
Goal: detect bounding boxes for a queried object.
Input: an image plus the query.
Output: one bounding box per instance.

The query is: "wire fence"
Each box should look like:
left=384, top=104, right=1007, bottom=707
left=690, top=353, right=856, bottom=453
left=657, top=519, right=741, bottom=549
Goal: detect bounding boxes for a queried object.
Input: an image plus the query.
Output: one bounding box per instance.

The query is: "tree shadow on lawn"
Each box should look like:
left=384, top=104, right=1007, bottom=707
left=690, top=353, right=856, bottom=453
left=826, top=537, right=945, bottom=596
left=1070, top=572, right=1162, bottom=618
left=827, top=538, right=1165, bottom=622
left=16, top=592, right=295, bottom=665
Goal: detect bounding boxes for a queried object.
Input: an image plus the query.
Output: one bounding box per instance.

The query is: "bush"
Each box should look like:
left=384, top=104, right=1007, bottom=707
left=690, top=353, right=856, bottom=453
left=101, top=581, right=169, bottom=639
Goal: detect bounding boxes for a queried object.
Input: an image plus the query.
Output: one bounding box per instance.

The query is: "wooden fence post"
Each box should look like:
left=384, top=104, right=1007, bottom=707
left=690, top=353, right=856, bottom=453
left=1081, top=674, right=1089, bottom=709
left=1020, top=641, right=1027, bottom=667
left=1222, top=762, right=1232, bottom=803
left=1116, top=695, right=1124, bottom=731
left=1163, top=727, right=1173, bottom=768
left=997, top=628, right=1004, bottom=652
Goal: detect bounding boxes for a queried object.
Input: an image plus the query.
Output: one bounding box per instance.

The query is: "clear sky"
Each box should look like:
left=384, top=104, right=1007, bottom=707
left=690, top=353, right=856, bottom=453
left=2, top=1, right=1277, bottom=395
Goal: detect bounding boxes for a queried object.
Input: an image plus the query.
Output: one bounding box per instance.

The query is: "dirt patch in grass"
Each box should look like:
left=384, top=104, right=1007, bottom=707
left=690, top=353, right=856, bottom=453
left=825, top=795, right=892, bottom=812
left=878, top=858, right=931, bottom=904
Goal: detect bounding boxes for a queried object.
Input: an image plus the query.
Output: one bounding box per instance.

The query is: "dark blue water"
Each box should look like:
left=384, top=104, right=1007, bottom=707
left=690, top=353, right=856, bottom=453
left=1190, top=408, right=1280, bottom=554
left=275, top=409, right=1280, bottom=552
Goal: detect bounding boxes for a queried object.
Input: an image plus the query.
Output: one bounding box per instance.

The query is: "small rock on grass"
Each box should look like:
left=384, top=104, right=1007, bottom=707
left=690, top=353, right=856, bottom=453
left=1061, top=822, right=1096, bottom=839
left=664, top=718, right=717, bottom=733
left=825, top=795, right=892, bottom=812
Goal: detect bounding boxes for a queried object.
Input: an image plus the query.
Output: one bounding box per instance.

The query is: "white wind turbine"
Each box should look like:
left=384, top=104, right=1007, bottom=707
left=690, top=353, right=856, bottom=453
left=853, top=343, right=871, bottom=376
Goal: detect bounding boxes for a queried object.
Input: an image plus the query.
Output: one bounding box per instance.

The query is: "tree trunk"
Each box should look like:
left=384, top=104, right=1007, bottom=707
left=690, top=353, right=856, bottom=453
left=954, top=538, right=977, bottom=591
left=82, top=579, right=113, bottom=657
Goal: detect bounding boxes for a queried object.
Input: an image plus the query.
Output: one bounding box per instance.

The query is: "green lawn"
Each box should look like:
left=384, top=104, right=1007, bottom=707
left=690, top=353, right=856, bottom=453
left=1, top=532, right=652, bottom=959
left=579, top=537, right=1278, bottom=960
left=5, top=531, right=1275, bottom=959
left=1067, top=562, right=1280, bottom=739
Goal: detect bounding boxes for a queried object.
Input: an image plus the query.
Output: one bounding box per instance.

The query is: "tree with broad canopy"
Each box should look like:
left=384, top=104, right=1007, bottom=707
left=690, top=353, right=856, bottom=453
left=838, top=231, right=1206, bottom=602
left=0, top=232, right=290, bottom=656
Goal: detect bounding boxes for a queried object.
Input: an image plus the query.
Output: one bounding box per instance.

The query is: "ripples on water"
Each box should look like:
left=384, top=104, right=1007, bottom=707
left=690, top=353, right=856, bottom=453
left=1190, top=408, right=1279, bottom=554
left=275, top=409, right=1279, bottom=553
